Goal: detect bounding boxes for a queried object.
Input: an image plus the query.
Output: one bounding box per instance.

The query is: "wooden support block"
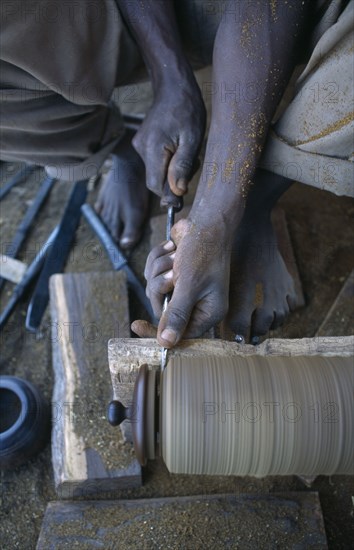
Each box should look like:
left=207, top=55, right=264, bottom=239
left=271, top=206, right=305, bottom=308
left=108, top=335, right=353, bottom=442
left=50, top=271, right=142, bottom=497
left=37, top=492, right=327, bottom=549
left=316, top=269, right=354, bottom=336
left=0, top=254, right=27, bottom=283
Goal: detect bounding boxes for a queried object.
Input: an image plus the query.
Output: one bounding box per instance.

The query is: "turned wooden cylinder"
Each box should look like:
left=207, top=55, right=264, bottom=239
left=116, top=355, right=353, bottom=476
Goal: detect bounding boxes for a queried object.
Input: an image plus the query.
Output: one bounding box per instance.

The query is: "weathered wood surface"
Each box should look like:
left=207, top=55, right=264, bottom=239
left=0, top=253, right=27, bottom=283
left=316, top=269, right=354, bottom=336
left=271, top=206, right=305, bottom=308
left=50, top=271, right=141, bottom=496
left=36, top=492, right=327, bottom=549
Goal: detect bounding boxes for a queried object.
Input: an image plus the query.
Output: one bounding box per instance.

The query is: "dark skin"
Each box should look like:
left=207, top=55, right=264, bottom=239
left=95, top=130, right=149, bottom=249
left=109, top=1, right=310, bottom=345
left=95, top=0, right=206, bottom=248
left=117, top=0, right=206, bottom=197
left=134, top=168, right=298, bottom=342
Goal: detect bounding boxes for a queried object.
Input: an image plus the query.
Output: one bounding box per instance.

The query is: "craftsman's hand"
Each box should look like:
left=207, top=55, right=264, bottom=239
left=142, top=218, right=230, bottom=347
left=132, top=76, right=206, bottom=198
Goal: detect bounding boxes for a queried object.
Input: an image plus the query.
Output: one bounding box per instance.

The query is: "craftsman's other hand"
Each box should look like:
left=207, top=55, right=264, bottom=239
left=145, top=219, right=230, bottom=348
left=132, top=77, right=206, bottom=198
left=131, top=319, right=157, bottom=339
left=144, top=239, right=176, bottom=315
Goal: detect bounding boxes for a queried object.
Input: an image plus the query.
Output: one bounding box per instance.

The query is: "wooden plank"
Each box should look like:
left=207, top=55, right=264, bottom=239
left=50, top=271, right=141, bottom=496
left=37, top=492, right=327, bottom=549
left=271, top=206, right=305, bottom=308
left=0, top=254, right=27, bottom=283
left=316, top=269, right=354, bottom=336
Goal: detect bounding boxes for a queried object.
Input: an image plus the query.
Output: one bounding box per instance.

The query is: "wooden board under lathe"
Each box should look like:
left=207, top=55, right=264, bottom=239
left=36, top=492, right=327, bottom=549
left=50, top=271, right=142, bottom=496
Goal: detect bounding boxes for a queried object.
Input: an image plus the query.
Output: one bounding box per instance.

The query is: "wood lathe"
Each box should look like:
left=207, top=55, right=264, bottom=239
left=108, top=338, right=353, bottom=478
left=108, top=194, right=353, bottom=479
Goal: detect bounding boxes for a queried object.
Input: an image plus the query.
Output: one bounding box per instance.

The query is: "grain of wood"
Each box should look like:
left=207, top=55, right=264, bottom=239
left=50, top=271, right=141, bottom=496
left=0, top=254, right=27, bottom=283
left=316, top=269, right=354, bottom=336
left=36, top=492, right=327, bottom=549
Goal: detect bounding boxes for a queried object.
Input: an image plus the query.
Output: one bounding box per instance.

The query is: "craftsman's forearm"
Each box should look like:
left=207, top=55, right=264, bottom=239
left=117, top=0, right=194, bottom=88
left=190, top=1, right=310, bottom=229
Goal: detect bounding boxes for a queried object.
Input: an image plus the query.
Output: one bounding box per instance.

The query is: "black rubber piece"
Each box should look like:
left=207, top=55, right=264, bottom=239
left=0, top=376, right=50, bottom=469
left=107, top=400, right=129, bottom=426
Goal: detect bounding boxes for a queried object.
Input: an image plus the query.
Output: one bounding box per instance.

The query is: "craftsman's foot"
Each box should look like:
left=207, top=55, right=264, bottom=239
left=95, top=131, right=149, bottom=249
left=227, top=209, right=298, bottom=341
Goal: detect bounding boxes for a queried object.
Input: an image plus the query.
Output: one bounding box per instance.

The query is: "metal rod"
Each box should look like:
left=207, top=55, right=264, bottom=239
left=0, top=165, right=36, bottom=201
left=26, top=180, right=88, bottom=332
left=0, top=226, right=59, bottom=330
left=0, top=176, right=56, bottom=292
left=161, top=205, right=177, bottom=371
left=81, top=204, right=155, bottom=323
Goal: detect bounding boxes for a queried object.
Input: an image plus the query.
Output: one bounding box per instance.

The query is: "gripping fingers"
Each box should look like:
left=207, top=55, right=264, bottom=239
left=144, top=241, right=175, bottom=280
left=168, top=144, right=196, bottom=195
left=157, top=290, right=194, bottom=348
left=147, top=270, right=175, bottom=318
left=135, top=135, right=173, bottom=197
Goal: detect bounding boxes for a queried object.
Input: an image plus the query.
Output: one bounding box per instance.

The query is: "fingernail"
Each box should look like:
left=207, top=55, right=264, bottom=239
left=161, top=328, right=177, bottom=345
left=170, top=253, right=176, bottom=260
left=120, top=237, right=135, bottom=249
left=177, top=179, right=188, bottom=193
left=163, top=240, right=175, bottom=251
left=163, top=270, right=173, bottom=280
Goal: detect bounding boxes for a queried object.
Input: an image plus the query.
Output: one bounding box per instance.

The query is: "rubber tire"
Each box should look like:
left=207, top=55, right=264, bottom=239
left=0, top=376, right=50, bottom=469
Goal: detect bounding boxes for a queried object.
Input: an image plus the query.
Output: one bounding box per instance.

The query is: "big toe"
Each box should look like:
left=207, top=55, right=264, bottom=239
left=120, top=209, right=146, bottom=250
left=97, top=201, right=121, bottom=242
left=94, top=198, right=103, bottom=214
left=251, top=308, right=275, bottom=338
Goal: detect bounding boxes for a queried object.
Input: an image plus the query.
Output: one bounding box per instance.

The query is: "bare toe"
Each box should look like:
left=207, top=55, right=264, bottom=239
left=228, top=216, right=297, bottom=342
left=96, top=131, right=149, bottom=247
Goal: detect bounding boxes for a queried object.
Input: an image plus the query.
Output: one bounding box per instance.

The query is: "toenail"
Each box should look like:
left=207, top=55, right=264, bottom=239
left=177, top=179, right=188, bottom=193
left=163, top=240, right=175, bottom=251
left=120, top=236, right=135, bottom=248
left=234, top=334, right=245, bottom=344
left=251, top=336, right=260, bottom=346
left=163, top=270, right=173, bottom=280
left=161, top=328, right=177, bottom=345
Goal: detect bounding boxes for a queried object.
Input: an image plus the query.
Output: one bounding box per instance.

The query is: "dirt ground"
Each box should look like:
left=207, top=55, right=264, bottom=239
left=0, top=72, right=353, bottom=548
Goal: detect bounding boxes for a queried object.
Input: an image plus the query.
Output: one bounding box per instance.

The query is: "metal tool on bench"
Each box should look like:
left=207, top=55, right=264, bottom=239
left=0, top=175, right=56, bottom=293
left=26, top=180, right=88, bottom=332
left=81, top=204, right=155, bottom=322
left=0, top=226, right=59, bottom=331
left=0, top=164, right=36, bottom=201
left=160, top=183, right=184, bottom=371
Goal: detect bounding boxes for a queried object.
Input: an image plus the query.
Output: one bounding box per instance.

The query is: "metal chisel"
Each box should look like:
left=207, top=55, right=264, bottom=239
left=160, top=184, right=184, bottom=371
